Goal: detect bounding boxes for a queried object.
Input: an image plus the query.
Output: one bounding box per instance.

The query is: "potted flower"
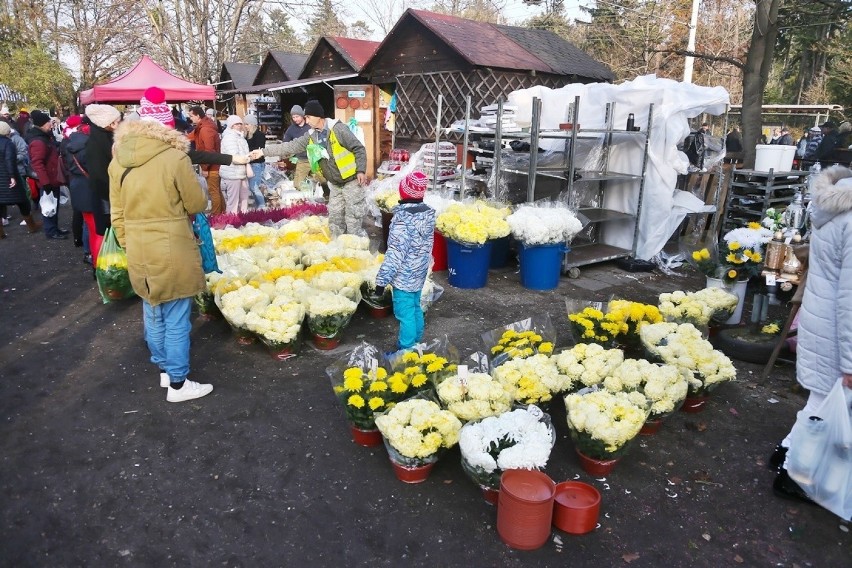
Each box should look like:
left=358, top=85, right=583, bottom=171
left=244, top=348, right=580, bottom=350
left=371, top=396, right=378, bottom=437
left=243, top=295, right=305, bottom=360
left=95, top=250, right=135, bottom=302
left=332, top=365, right=392, bottom=447
left=436, top=371, right=512, bottom=422
left=639, top=322, right=737, bottom=412
left=507, top=204, right=584, bottom=290
left=304, top=290, right=360, bottom=349
left=375, top=397, right=463, bottom=483
left=359, top=263, right=393, bottom=318
left=554, top=343, right=625, bottom=393
left=388, top=348, right=458, bottom=392
left=566, top=302, right=623, bottom=348
left=606, top=300, right=663, bottom=357
left=492, top=354, right=568, bottom=405
left=459, top=406, right=556, bottom=503
left=601, top=358, right=687, bottom=435
left=487, top=328, right=555, bottom=368
left=564, top=389, right=650, bottom=475
left=217, top=284, right=269, bottom=345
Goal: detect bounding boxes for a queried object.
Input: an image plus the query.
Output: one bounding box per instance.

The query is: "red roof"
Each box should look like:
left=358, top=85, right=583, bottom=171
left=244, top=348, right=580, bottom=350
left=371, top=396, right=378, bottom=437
left=79, top=56, right=215, bottom=104
left=327, top=37, right=380, bottom=70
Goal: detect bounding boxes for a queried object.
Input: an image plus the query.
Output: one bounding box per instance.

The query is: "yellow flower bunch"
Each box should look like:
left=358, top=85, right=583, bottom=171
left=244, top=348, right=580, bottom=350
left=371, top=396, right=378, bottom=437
left=761, top=322, right=780, bottom=335
left=374, top=188, right=401, bottom=213
left=564, top=389, right=649, bottom=458
left=96, top=252, right=128, bottom=270
left=333, top=366, right=391, bottom=429
left=216, top=234, right=269, bottom=253
left=490, top=329, right=554, bottom=361
left=436, top=201, right=511, bottom=244
left=567, top=307, right=624, bottom=346
left=375, top=398, right=463, bottom=460
left=606, top=300, right=662, bottom=349
left=276, top=231, right=330, bottom=247
left=393, top=351, right=457, bottom=389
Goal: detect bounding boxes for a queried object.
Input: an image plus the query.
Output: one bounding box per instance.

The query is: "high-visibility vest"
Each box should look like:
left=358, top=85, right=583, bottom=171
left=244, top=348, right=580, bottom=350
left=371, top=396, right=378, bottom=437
left=328, top=127, right=357, bottom=179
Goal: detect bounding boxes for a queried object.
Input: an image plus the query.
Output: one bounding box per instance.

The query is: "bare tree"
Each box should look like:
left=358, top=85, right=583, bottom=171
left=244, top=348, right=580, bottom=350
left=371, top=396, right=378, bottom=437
left=351, top=0, right=412, bottom=35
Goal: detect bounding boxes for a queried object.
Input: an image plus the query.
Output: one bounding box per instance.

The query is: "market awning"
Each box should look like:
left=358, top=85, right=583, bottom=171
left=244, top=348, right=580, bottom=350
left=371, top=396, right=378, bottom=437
left=220, top=73, right=358, bottom=95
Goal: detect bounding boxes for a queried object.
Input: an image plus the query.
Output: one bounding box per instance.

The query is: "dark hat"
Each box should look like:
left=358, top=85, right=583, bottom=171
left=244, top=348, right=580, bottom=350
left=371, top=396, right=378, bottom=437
left=31, top=110, right=51, bottom=127
left=303, top=100, right=325, bottom=119
left=820, top=120, right=838, bottom=129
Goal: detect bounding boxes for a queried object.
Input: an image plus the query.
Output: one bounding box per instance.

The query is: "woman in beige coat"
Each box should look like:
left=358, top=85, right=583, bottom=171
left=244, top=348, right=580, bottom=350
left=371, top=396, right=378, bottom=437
left=109, top=119, right=213, bottom=402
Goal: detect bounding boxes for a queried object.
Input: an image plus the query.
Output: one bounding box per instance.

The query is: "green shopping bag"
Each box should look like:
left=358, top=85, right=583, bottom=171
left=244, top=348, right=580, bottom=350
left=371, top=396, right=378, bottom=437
left=306, top=142, right=326, bottom=174
left=95, top=228, right=136, bottom=304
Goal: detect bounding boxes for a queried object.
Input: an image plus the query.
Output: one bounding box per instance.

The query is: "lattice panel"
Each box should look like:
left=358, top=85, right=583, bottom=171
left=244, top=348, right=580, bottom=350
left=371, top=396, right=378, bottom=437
left=395, top=70, right=571, bottom=142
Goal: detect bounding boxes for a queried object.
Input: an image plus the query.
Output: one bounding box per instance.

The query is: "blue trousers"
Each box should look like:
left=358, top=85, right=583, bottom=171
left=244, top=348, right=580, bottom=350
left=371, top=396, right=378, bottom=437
left=392, top=288, right=424, bottom=349
left=142, top=297, right=192, bottom=383
left=248, top=163, right=265, bottom=208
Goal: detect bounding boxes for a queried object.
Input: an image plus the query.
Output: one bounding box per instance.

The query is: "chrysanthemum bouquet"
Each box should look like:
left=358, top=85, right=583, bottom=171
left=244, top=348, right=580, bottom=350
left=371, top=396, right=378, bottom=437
left=486, top=328, right=555, bottom=367
left=492, top=354, right=568, bottom=404
left=658, top=290, right=715, bottom=328
left=436, top=371, right=512, bottom=422
left=639, top=322, right=737, bottom=396
left=598, top=358, right=687, bottom=419
left=606, top=300, right=663, bottom=352
left=333, top=366, right=393, bottom=429
left=564, top=389, right=650, bottom=459
left=385, top=349, right=457, bottom=400
left=304, top=290, right=360, bottom=339
left=506, top=203, right=583, bottom=246
left=435, top=200, right=511, bottom=245
left=373, top=187, right=401, bottom=213
left=566, top=302, right=623, bottom=348
left=359, top=260, right=392, bottom=309
left=459, top=406, right=556, bottom=490
left=375, top=397, right=463, bottom=467
left=554, top=343, right=625, bottom=392
left=690, top=287, right=739, bottom=324
left=95, top=248, right=135, bottom=302
left=719, top=222, right=772, bottom=282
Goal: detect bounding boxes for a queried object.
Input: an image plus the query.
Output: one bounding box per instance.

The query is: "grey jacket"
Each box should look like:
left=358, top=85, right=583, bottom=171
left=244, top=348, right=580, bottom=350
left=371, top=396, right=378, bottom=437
left=264, top=119, right=366, bottom=186
left=796, top=165, right=852, bottom=395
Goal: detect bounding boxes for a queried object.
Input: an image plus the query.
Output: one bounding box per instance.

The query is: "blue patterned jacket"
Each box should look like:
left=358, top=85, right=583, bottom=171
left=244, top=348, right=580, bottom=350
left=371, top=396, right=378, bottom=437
left=376, top=201, right=436, bottom=292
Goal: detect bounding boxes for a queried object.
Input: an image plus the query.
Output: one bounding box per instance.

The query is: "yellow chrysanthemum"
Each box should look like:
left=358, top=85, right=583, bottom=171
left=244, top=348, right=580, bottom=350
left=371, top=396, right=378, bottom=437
left=411, top=373, right=428, bottom=388
left=343, top=375, right=364, bottom=392
left=747, top=222, right=762, bottom=230
left=369, top=381, right=388, bottom=392
left=347, top=394, right=365, bottom=408
left=727, top=269, right=738, bottom=279
left=368, top=397, right=385, bottom=411
left=728, top=241, right=741, bottom=251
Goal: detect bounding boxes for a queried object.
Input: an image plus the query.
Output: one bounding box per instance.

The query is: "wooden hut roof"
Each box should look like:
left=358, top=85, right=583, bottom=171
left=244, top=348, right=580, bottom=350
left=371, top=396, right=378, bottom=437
left=363, top=9, right=613, bottom=82
left=219, top=62, right=260, bottom=91
left=299, top=36, right=380, bottom=78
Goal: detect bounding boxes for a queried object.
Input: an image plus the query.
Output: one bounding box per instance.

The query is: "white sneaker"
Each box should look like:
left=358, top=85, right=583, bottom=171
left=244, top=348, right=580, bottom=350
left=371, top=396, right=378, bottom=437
left=166, top=380, right=213, bottom=402
left=160, top=372, right=170, bottom=388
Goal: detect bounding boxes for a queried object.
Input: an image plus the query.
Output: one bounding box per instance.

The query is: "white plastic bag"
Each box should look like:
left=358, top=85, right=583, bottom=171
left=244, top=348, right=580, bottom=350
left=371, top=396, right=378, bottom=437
left=39, top=191, right=58, bottom=217
left=787, top=378, right=852, bottom=520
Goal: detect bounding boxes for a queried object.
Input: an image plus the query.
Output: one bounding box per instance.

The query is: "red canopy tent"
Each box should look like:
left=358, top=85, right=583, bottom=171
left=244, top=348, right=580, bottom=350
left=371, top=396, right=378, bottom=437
left=79, top=56, right=215, bottom=104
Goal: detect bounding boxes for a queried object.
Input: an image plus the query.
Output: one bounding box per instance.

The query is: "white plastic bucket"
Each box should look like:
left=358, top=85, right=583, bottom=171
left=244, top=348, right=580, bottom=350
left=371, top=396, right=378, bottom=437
left=754, top=144, right=796, bottom=173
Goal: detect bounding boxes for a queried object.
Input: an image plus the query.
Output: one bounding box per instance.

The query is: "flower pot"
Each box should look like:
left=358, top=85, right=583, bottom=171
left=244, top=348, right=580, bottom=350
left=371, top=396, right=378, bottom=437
left=312, top=333, right=341, bottom=350
left=482, top=486, right=500, bottom=506
left=639, top=418, right=663, bottom=436
left=350, top=425, right=382, bottom=447
left=705, top=277, right=748, bottom=325
left=368, top=305, right=392, bottom=319
left=105, top=288, right=125, bottom=301
left=390, top=460, right=434, bottom=483
left=497, top=470, right=555, bottom=551
left=681, top=395, right=709, bottom=413
left=232, top=327, right=256, bottom=345
left=553, top=481, right=601, bottom=535
left=576, top=449, right=620, bottom=476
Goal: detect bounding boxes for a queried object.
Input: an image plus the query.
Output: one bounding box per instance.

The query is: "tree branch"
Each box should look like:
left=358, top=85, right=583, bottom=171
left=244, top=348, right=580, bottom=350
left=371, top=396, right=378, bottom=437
left=648, top=48, right=745, bottom=70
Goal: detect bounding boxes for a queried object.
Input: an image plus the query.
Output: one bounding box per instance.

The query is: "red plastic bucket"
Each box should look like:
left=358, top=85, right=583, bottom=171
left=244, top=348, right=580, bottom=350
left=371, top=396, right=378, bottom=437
left=553, top=481, right=601, bottom=535
left=432, top=231, right=448, bottom=271
left=497, top=470, right=555, bottom=550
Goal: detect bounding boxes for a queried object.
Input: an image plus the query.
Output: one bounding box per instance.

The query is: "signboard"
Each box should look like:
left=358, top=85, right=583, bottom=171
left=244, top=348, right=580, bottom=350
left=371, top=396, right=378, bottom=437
left=348, top=90, right=366, bottom=99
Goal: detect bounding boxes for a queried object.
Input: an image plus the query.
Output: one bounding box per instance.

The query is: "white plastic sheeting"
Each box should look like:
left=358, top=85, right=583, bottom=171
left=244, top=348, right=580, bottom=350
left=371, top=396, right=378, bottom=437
left=508, top=75, right=729, bottom=260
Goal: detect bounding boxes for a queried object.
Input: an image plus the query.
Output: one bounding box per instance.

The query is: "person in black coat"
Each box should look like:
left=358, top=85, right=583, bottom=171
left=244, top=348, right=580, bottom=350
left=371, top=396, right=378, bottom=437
left=0, top=121, right=41, bottom=238
left=62, top=118, right=103, bottom=265
left=83, top=104, right=122, bottom=236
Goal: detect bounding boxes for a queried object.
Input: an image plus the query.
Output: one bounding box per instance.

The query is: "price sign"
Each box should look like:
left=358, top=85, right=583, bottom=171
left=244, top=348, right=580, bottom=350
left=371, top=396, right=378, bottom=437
left=765, top=273, right=776, bottom=286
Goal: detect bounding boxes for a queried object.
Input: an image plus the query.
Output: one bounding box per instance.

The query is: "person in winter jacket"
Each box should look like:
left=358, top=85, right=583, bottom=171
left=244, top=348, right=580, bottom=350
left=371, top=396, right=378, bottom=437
left=262, top=100, right=367, bottom=236
left=771, top=165, right=852, bottom=503
left=85, top=104, right=122, bottom=236
left=188, top=106, right=224, bottom=215
left=0, top=122, right=41, bottom=238
left=109, top=117, right=213, bottom=403
left=61, top=116, right=103, bottom=266
left=244, top=114, right=266, bottom=208
left=219, top=115, right=250, bottom=213
left=375, top=171, right=435, bottom=350
left=27, top=110, right=67, bottom=239
left=282, top=104, right=311, bottom=190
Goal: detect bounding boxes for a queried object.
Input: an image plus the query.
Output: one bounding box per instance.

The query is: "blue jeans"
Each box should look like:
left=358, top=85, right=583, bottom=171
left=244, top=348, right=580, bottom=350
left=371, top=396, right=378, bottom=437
left=392, top=288, right=424, bottom=349
left=248, top=163, right=265, bottom=208
left=142, top=297, right=192, bottom=383
left=82, top=222, right=90, bottom=254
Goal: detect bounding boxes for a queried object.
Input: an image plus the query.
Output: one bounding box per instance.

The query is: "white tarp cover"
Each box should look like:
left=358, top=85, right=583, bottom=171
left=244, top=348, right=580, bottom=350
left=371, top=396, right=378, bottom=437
left=508, top=75, right=730, bottom=260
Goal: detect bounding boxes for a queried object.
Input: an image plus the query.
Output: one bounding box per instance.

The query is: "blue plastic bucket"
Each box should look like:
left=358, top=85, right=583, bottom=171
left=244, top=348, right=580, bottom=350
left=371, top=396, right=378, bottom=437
left=447, top=239, right=493, bottom=289
left=518, top=243, right=567, bottom=290
left=489, top=236, right=511, bottom=269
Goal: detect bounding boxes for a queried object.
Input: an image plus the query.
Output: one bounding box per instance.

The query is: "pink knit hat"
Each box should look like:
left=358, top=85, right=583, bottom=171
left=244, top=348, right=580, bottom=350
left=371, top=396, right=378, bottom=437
left=399, top=170, right=428, bottom=200
left=138, top=86, right=175, bottom=128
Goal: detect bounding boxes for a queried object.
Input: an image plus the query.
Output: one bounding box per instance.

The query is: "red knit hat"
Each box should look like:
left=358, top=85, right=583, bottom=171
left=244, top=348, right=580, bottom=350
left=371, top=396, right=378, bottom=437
left=138, top=86, right=175, bottom=128
left=399, top=170, right=428, bottom=200
left=65, top=115, right=82, bottom=128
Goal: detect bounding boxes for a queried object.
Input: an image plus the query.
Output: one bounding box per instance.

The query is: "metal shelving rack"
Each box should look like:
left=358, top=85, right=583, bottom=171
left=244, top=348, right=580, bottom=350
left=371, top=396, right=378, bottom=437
left=721, top=169, right=808, bottom=232
left=562, top=96, right=654, bottom=270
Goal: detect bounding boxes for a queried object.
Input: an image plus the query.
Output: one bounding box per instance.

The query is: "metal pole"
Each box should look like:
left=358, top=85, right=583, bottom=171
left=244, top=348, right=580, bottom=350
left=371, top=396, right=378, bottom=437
left=683, top=0, right=700, bottom=83
left=527, top=97, right=542, bottom=203
left=433, top=94, right=442, bottom=191
left=492, top=99, right=504, bottom=200
left=459, top=95, right=471, bottom=200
